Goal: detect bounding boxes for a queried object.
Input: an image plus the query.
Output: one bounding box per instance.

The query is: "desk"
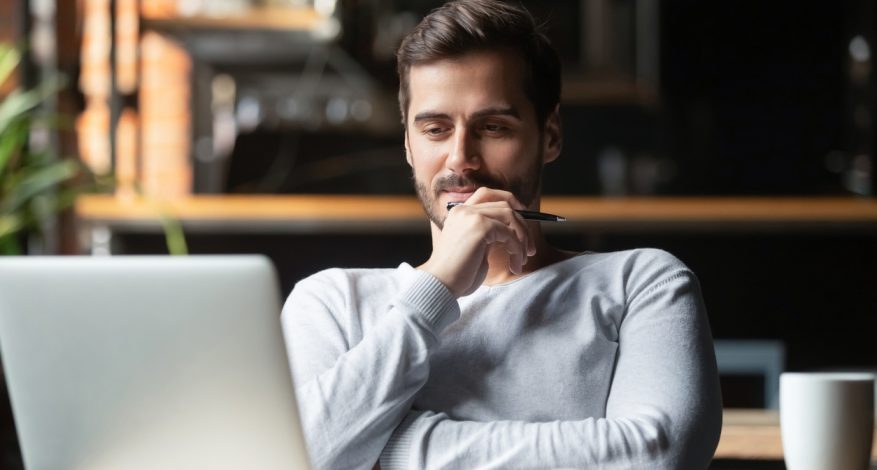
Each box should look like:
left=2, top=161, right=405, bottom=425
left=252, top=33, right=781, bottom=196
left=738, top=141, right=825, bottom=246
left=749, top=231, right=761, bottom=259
left=718, top=409, right=877, bottom=461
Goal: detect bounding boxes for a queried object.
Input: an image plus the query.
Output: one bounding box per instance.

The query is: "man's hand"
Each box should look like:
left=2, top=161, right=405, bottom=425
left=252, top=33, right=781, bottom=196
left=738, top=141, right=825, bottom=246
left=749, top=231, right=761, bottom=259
left=420, top=187, right=536, bottom=297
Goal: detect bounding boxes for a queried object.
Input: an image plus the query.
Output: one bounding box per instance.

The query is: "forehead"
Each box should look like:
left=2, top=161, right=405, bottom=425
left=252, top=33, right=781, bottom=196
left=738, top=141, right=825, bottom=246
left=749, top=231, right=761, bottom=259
left=407, top=49, right=532, bottom=120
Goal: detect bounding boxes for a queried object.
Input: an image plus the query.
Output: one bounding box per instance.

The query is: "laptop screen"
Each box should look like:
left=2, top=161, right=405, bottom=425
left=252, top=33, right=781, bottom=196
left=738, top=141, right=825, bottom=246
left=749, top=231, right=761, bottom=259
left=0, top=255, right=311, bottom=470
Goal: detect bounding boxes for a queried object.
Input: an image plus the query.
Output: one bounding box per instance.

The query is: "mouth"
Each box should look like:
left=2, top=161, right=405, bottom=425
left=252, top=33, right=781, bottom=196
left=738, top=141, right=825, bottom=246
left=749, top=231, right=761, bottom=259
left=441, top=187, right=478, bottom=203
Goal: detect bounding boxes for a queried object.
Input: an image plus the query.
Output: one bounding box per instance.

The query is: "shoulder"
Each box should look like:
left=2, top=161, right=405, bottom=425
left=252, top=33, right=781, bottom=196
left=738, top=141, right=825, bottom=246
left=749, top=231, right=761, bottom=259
left=612, top=248, right=700, bottom=311
left=288, top=266, right=404, bottom=305
left=620, top=247, right=690, bottom=279
left=280, top=266, right=407, bottom=346
left=563, top=248, right=689, bottom=278
left=563, top=248, right=696, bottom=302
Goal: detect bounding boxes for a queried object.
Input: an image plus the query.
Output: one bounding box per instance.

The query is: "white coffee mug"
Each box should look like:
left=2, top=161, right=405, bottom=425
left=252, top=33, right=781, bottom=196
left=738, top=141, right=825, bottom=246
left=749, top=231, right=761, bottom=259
left=780, top=372, right=875, bottom=470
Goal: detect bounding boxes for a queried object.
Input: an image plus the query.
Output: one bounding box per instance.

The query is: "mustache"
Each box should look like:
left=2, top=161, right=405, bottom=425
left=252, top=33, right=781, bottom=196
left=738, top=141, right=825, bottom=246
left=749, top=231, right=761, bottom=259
left=433, top=173, right=506, bottom=194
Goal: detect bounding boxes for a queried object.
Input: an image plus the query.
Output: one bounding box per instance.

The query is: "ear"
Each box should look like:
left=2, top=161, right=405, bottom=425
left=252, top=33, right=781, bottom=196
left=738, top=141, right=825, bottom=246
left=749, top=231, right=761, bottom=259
left=542, top=105, right=562, bottom=164
left=404, top=131, right=413, bottom=167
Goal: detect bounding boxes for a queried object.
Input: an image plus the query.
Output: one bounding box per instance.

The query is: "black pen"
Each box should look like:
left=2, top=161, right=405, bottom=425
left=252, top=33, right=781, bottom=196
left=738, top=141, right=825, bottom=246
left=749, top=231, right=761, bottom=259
left=446, top=202, right=566, bottom=222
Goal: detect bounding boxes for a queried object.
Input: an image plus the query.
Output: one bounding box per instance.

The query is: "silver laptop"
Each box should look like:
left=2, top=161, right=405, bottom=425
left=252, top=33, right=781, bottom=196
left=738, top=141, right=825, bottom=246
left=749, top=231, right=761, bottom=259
left=0, top=255, right=311, bottom=470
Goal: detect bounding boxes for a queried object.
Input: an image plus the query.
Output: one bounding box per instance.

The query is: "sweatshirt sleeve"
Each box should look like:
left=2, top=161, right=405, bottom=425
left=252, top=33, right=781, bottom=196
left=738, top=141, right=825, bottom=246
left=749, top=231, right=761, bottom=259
left=281, top=268, right=459, bottom=470
left=379, top=260, right=722, bottom=470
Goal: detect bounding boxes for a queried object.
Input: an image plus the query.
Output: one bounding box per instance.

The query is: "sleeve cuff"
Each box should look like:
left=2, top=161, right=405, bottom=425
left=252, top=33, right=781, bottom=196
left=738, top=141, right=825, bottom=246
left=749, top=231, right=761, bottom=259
left=393, top=268, right=460, bottom=334
left=379, top=411, right=423, bottom=470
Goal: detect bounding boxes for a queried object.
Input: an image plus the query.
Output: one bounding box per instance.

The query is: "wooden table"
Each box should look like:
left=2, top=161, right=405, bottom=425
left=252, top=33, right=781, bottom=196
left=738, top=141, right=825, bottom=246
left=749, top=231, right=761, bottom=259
left=719, top=409, right=877, bottom=461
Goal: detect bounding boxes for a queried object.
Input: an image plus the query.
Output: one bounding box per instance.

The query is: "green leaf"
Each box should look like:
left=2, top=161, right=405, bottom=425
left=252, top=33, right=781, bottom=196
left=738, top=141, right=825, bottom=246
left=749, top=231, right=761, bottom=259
left=51, top=187, right=81, bottom=212
left=159, top=212, right=189, bottom=256
left=0, top=213, right=24, bottom=239
left=0, top=116, right=29, bottom=176
left=0, top=234, right=23, bottom=255
left=1, top=159, right=79, bottom=213
left=29, top=192, right=54, bottom=232
left=0, top=75, right=65, bottom=135
left=0, top=44, right=21, bottom=90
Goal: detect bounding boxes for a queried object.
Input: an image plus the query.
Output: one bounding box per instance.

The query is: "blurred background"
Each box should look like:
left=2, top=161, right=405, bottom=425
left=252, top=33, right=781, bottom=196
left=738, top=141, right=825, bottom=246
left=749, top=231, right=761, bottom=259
left=1, top=0, right=876, bottom=468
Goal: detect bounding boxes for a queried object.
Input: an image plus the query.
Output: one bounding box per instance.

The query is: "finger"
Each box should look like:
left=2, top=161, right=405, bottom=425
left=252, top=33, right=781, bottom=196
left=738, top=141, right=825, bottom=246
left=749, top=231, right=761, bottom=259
left=507, top=244, right=524, bottom=274
left=470, top=205, right=530, bottom=248
left=521, top=213, right=536, bottom=258
left=450, top=204, right=530, bottom=264
left=484, top=219, right=526, bottom=274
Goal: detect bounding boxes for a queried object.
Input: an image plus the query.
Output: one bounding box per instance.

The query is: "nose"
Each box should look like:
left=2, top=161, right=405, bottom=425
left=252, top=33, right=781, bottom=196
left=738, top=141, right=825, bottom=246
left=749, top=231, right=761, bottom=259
left=446, top=127, right=480, bottom=174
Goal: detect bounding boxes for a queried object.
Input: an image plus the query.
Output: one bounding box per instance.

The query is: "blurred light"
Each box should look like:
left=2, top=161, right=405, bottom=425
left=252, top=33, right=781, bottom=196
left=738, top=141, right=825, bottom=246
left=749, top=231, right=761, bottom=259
left=91, top=227, right=112, bottom=256
left=194, top=137, right=214, bottom=163
left=350, top=99, right=373, bottom=122
left=597, top=146, right=627, bottom=196
left=844, top=154, right=872, bottom=195
left=31, top=0, right=55, bottom=18
left=31, top=22, right=54, bottom=66
left=313, top=18, right=341, bottom=41
left=211, top=74, right=236, bottom=106
left=325, top=97, right=348, bottom=124
left=202, top=0, right=250, bottom=16
left=28, top=121, right=49, bottom=153
left=177, top=0, right=203, bottom=17
left=314, top=0, right=337, bottom=17
left=849, top=35, right=871, bottom=63
left=236, top=96, right=262, bottom=131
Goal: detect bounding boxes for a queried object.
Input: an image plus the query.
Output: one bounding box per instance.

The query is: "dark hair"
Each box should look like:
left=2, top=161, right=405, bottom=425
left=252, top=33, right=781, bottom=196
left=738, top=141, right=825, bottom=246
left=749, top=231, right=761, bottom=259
left=396, top=0, right=561, bottom=127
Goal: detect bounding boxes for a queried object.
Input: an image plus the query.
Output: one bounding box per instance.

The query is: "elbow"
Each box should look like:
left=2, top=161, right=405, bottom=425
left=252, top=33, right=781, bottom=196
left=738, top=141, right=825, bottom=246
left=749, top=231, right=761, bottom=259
left=609, top=406, right=720, bottom=470
left=670, top=398, right=723, bottom=470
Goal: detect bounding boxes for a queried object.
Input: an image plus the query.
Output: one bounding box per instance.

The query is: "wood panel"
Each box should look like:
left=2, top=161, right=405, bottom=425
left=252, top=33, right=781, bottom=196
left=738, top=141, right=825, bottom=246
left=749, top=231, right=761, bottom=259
left=75, top=195, right=877, bottom=233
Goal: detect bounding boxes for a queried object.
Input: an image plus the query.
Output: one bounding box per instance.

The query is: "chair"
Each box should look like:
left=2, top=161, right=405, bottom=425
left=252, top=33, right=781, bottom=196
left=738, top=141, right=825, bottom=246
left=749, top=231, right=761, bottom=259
left=714, top=339, right=785, bottom=409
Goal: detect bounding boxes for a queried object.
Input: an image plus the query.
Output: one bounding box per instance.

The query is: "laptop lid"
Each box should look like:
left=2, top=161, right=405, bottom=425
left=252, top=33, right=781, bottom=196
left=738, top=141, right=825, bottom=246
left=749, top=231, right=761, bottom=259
left=0, top=255, right=310, bottom=470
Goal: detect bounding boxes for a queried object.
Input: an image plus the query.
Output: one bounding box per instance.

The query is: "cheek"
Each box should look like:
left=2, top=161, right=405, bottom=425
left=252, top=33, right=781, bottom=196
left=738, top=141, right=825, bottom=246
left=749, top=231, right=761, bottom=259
left=486, top=138, right=533, bottom=166
left=407, top=141, right=445, bottom=178
left=408, top=135, right=445, bottom=162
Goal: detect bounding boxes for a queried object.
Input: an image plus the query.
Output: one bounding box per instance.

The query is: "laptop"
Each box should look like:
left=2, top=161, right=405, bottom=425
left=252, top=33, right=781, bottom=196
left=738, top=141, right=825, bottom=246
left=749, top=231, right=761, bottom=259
left=0, top=255, right=311, bottom=470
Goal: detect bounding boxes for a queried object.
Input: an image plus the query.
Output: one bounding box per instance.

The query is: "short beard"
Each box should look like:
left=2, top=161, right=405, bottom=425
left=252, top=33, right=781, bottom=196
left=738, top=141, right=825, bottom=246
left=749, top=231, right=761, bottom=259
left=413, top=153, right=544, bottom=230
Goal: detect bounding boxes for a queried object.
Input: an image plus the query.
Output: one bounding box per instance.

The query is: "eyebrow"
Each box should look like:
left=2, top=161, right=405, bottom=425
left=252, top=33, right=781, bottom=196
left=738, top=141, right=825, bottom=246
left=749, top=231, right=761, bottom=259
left=412, top=106, right=521, bottom=123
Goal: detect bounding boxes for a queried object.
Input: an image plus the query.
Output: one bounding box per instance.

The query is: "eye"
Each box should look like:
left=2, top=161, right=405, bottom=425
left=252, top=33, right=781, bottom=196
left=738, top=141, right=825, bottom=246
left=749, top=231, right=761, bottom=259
left=480, top=122, right=509, bottom=135
left=422, top=125, right=449, bottom=137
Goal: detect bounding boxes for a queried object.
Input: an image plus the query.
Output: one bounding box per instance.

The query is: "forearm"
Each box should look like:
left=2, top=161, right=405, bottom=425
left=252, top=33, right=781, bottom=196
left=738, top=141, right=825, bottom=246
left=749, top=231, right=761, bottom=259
left=284, top=270, right=459, bottom=470
left=380, top=410, right=677, bottom=470
left=296, top=316, right=433, bottom=469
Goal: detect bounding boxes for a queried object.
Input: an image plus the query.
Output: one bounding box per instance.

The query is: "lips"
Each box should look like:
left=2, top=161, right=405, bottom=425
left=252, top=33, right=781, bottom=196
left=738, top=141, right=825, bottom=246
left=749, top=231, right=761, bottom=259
left=442, top=186, right=477, bottom=203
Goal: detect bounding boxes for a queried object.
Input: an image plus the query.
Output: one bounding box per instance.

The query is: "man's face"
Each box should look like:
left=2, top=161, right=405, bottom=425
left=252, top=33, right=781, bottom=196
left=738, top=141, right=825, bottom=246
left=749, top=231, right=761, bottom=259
left=404, top=49, right=559, bottom=229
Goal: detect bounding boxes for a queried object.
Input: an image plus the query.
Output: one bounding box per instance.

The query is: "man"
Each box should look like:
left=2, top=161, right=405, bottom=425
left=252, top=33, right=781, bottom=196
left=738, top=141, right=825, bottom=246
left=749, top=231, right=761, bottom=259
left=281, top=1, right=722, bottom=469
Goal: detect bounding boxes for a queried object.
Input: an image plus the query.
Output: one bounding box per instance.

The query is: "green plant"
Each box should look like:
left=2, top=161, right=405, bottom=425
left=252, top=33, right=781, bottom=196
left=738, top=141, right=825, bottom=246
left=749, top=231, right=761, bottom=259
left=0, top=43, right=91, bottom=255
left=1, top=43, right=188, bottom=256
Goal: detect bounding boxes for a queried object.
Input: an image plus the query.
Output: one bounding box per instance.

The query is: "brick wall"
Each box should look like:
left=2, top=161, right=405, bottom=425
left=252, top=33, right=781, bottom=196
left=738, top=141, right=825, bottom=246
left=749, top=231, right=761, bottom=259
left=77, top=0, right=193, bottom=198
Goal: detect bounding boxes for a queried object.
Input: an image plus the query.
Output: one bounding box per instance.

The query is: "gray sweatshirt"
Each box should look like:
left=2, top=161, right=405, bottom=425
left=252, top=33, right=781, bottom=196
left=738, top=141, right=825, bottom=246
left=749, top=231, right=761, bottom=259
left=281, top=248, right=722, bottom=470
